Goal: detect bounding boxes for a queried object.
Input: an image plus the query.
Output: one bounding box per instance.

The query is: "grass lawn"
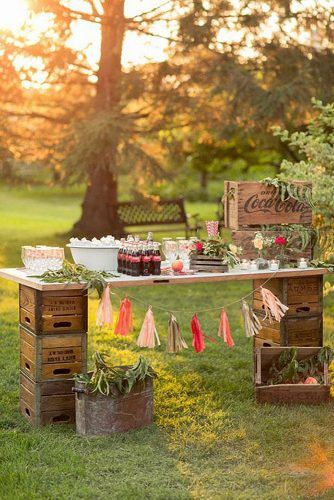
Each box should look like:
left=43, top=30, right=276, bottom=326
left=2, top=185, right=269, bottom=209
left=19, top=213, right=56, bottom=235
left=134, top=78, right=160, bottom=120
left=1, top=184, right=334, bottom=499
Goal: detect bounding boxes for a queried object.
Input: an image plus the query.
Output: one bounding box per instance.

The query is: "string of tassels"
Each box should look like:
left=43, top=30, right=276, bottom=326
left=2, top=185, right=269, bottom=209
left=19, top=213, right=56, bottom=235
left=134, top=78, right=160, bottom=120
left=97, top=282, right=288, bottom=351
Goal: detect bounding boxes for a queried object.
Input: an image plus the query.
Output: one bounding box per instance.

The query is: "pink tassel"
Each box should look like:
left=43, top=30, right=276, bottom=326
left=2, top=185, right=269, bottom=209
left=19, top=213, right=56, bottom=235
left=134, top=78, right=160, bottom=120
left=96, top=285, right=113, bottom=327
left=260, top=286, right=289, bottom=323
left=136, top=306, right=160, bottom=348
left=218, top=309, right=234, bottom=347
left=114, top=296, right=133, bottom=336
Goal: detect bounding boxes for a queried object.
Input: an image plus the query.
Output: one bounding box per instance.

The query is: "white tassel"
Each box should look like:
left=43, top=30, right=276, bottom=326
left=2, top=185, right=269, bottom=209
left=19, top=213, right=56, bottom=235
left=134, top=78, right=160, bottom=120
left=241, top=300, right=263, bottom=337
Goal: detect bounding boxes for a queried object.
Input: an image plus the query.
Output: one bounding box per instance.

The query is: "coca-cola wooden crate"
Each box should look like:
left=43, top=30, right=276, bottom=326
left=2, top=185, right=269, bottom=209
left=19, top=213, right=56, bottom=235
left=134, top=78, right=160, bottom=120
left=20, top=326, right=87, bottom=382
left=232, top=229, right=313, bottom=262
left=254, top=347, right=331, bottom=405
left=224, top=181, right=312, bottom=230
left=19, top=285, right=87, bottom=335
left=255, top=314, right=323, bottom=347
left=20, top=372, right=75, bottom=426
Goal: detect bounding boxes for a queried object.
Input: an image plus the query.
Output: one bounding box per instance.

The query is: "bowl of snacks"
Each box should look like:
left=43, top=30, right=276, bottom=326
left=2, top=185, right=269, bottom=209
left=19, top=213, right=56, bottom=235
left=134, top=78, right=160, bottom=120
left=67, top=236, right=120, bottom=272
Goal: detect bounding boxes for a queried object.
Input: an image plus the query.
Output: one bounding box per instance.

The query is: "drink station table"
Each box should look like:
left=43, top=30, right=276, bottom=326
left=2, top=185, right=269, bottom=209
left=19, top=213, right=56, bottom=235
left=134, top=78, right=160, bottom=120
left=0, top=266, right=328, bottom=424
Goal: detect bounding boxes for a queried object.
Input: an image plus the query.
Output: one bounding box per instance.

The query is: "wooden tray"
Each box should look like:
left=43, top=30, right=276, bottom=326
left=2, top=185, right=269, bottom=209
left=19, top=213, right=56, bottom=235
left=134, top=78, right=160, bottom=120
left=190, top=255, right=228, bottom=273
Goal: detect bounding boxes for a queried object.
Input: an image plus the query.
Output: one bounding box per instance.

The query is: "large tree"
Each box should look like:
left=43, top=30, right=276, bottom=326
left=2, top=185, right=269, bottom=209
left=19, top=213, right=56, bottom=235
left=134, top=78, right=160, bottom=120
left=3, top=0, right=183, bottom=235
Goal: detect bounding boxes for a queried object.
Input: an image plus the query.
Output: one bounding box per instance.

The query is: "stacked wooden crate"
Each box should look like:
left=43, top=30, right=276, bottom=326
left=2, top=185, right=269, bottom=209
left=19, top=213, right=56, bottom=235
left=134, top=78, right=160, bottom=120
left=224, top=181, right=313, bottom=262
left=19, top=285, right=87, bottom=426
left=224, top=181, right=329, bottom=404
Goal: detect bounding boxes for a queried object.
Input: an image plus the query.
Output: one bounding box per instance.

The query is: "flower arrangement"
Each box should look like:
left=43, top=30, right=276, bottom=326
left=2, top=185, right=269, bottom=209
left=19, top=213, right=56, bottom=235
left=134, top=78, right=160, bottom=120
left=192, top=237, right=241, bottom=267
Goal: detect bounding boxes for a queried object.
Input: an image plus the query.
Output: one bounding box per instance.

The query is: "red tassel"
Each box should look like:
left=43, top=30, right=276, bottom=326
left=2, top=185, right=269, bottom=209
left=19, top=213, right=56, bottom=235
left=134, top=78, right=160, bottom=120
left=191, top=313, right=205, bottom=353
left=114, top=296, right=133, bottom=336
left=218, top=309, right=234, bottom=347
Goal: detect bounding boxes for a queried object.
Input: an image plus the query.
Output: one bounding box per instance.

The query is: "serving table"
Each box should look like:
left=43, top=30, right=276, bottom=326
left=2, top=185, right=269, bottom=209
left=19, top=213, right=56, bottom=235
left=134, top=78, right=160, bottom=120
left=0, top=266, right=328, bottom=425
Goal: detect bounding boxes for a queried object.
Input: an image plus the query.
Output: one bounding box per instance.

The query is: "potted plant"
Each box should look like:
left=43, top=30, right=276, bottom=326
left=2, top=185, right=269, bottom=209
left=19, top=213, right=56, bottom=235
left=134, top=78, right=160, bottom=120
left=252, top=232, right=274, bottom=269
left=190, top=237, right=241, bottom=272
left=73, top=353, right=157, bottom=436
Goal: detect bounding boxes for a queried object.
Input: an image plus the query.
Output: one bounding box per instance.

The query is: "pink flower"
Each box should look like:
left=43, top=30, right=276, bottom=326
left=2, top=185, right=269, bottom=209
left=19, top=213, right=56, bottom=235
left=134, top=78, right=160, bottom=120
left=275, top=236, right=287, bottom=246
left=195, top=241, right=204, bottom=253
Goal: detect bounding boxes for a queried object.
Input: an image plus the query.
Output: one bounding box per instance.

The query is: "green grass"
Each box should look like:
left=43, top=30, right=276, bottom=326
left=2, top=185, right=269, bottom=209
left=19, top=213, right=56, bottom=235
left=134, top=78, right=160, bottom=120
left=1, top=184, right=334, bottom=499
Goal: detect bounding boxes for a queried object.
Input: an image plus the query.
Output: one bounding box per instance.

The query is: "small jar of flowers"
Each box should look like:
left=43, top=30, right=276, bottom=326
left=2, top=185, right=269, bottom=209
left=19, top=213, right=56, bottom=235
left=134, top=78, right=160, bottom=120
left=252, top=232, right=272, bottom=270
left=274, top=235, right=289, bottom=268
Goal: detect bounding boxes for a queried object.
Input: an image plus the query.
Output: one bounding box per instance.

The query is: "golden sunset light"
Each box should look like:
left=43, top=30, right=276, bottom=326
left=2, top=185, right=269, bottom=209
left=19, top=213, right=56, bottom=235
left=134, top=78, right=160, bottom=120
left=0, top=0, right=29, bottom=30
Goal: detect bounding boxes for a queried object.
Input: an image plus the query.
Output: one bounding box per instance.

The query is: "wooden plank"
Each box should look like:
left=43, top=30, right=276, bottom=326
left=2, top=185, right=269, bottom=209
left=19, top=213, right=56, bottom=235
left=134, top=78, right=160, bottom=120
left=42, top=346, right=82, bottom=364
left=41, top=361, right=83, bottom=380
left=41, top=295, right=84, bottom=316
left=253, top=298, right=322, bottom=317
left=20, top=307, right=36, bottom=331
left=0, top=267, right=329, bottom=290
left=41, top=315, right=85, bottom=334
left=19, top=286, right=36, bottom=314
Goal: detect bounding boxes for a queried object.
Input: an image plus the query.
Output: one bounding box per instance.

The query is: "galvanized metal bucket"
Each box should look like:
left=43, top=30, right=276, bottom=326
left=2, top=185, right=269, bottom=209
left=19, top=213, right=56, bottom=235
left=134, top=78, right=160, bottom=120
left=73, top=370, right=154, bottom=436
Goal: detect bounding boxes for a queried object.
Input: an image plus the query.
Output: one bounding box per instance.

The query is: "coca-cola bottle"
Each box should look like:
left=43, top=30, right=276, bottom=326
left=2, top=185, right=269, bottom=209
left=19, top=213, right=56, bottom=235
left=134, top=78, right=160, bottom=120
left=141, top=241, right=151, bottom=276
left=127, top=242, right=134, bottom=276
left=132, top=243, right=141, bottom=277
left=151, top=242, right=161, bottom=275
left=117, top=238, right=125, bottom=273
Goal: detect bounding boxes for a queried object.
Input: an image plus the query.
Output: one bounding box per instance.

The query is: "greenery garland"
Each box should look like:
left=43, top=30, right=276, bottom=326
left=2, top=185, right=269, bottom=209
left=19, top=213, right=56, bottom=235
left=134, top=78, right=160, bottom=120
left=261, top=177, right=315, bottom=208
left=73, top=352, right=157, bottom=396
left=37, top=260, right=116, bottom=298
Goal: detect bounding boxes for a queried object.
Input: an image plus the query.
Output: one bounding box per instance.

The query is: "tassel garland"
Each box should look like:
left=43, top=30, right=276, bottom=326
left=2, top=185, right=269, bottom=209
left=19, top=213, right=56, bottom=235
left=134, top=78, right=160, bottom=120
left=136, top=306, right=161, bottom=348
left=167, top=313, right=188, bottom=353
left=260, top=286, right=289, bottom=323
left=114, top=296, right=133, bottom=336
left=217, top=308, right=234, bottom=347
left=241, top=300, right=262, bottom=337
left=96, top=285, right=113, bottom=327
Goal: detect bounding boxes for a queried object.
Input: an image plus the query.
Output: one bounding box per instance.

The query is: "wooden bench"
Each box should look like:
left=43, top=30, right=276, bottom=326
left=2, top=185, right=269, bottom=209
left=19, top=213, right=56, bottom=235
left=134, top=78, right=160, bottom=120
left=110, top=198, right=201, bottom=237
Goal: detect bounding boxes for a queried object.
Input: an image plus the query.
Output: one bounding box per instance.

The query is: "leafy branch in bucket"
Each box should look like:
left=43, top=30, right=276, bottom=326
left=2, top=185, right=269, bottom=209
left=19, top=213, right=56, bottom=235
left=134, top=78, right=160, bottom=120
left=73, top=352, right=157, bottom=396
left=36, top=260, right=116, bottom=297
left=261, top=178, right=315, bottom=208
left=267, top=346, right=333, bottom=385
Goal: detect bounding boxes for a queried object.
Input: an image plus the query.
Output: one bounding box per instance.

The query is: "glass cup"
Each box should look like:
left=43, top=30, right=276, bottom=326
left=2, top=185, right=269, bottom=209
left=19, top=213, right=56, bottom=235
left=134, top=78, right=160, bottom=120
left=164, top=240, right=178, bottom=265
left=177, top=239, right=191, bottom=270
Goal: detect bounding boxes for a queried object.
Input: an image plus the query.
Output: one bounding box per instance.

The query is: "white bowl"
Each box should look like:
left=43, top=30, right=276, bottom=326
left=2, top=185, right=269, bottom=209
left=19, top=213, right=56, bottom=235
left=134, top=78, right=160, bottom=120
left=67, top=245, right=120, bottom=272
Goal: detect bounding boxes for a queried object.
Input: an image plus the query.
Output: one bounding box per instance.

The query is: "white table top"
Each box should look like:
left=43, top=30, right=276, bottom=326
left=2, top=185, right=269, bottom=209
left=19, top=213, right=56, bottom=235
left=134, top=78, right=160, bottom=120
left=0, top=267, right=328, bottom=291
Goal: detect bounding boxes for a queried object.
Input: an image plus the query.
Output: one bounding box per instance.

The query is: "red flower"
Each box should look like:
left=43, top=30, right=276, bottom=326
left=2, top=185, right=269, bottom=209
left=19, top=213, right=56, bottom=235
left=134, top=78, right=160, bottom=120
left=195, top=241, right=204, bottom=253
left=274, top=236, right=287, bottom=246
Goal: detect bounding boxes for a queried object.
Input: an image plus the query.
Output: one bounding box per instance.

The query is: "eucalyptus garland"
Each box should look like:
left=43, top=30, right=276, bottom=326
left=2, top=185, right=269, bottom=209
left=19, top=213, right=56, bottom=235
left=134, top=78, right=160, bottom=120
left=261, top=177, right=315, bottom=208
left=74, top=352, right=157, bottom=396
left=37, top=260, right=116, bottom=298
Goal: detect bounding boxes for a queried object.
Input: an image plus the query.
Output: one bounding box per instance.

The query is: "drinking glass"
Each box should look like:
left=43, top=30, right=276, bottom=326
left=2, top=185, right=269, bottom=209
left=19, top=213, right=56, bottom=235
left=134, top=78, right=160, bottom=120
left=164, top=240, right=178, bottom=265
left=178, top=239, right=191, bottom=270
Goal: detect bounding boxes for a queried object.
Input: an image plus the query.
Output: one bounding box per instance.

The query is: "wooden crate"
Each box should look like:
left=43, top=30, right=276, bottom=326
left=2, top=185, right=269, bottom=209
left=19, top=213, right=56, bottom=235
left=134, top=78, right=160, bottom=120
left=20, top=326, right=87, bottom=382
left=190, top=255, right=228, bottom=273
left=253, top=276, right=323, bottom=317
left=19, top=285, right=87, bottom=334
left=255, top=313, right=323, bottom=347
left=232, top=229, right=313, bottom=262
left=20, top=372, right=75, bottom=426
left=224, top=181, right=312, bottom=230
left=254, top=347, right=331, bottom=405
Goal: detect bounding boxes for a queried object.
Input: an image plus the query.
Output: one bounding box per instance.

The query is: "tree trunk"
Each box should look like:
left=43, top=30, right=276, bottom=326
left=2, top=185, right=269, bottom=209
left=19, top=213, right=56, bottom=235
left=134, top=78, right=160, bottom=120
left=73, top=0, right=126, bottom=236
left=200, top=170, right=209, bottom=199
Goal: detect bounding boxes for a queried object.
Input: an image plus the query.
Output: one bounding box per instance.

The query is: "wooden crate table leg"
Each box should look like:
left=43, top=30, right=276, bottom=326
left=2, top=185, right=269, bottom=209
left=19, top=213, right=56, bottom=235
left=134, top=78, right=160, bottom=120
left=18, top=285, right=88, bottom=426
